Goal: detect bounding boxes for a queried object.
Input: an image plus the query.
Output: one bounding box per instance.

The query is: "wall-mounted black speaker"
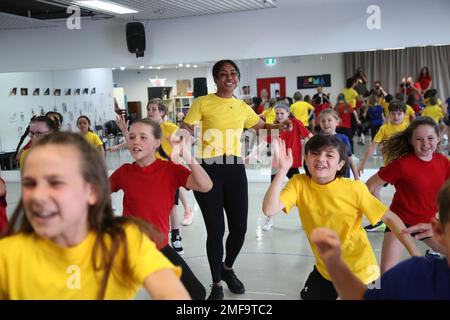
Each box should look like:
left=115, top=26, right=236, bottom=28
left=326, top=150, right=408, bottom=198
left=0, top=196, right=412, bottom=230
left=126, top=22, right=146, bottom=58
left=193, top=77, right=208, bottom=98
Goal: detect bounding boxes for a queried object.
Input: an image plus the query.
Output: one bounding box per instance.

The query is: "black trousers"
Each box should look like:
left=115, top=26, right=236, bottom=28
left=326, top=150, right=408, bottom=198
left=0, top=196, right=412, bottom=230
left=161, top=245, right=206, bottom=300
left=194, top=156, right=248, bottom=284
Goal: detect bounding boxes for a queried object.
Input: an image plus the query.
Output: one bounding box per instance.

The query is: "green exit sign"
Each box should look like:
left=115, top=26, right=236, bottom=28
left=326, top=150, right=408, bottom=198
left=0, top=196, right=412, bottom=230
left=264, top=58, right=277, bottom=66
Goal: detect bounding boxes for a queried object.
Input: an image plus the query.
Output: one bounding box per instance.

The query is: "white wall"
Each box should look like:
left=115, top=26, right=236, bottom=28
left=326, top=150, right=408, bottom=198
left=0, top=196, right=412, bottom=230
left=112, top=66, right=213, bottom=115
left=113, top=53, right=344, bottom=113
left=237, top=54, right=344, bottom=103
left=0, top=68, right=114, bottom=150
left=0, top=0, right=449, bottom=72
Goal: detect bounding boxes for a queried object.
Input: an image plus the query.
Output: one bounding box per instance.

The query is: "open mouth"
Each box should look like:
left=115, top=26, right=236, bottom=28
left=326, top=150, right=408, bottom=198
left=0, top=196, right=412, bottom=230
left=32, top=211, right=58, bottom=219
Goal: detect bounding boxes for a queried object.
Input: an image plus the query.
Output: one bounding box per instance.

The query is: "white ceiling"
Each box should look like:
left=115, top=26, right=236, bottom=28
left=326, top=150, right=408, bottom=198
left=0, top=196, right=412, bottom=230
left=53, top=0, right=277, bottom=20
left=0, top=12, right=57, bottom=30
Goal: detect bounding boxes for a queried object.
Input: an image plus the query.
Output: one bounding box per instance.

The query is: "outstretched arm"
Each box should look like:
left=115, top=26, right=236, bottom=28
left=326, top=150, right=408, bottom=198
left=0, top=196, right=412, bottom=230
left=311, top=228, right=367, bottom=300
left=144, top=269, right=191, bottom=300
left=262, top=138, right=292, bottom=216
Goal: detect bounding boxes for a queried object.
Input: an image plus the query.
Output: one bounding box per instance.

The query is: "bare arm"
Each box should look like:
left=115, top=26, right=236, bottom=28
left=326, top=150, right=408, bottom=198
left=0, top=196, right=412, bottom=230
left=170, top=130, right=212, bottom=193
left=381, top=210, right=421, bottom=256
left=311, top=228, right=367, bottom=300
left=366, top=173, right=386, bottom=194
left=358, top=142, right=378, bottom=175
left=97, top=145, right=105, bottom=160
left=0, top=178, right=5, bottom=197
left=262, top=139, right=292, bottom=216
left=251, top=118, right=293, bottom=135
left=143, top=269, right=191, bottom=300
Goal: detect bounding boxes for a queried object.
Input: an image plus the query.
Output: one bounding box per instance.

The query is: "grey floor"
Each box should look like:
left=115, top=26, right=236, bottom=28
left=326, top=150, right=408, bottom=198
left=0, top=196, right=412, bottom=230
left=2, top=137, right=440, bottom=300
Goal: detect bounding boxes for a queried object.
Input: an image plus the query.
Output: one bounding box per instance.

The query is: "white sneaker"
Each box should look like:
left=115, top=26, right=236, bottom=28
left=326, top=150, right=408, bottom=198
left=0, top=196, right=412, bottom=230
left=262, top=217, right=273, bottom=231
left=171, top=235, right=184, bottom=255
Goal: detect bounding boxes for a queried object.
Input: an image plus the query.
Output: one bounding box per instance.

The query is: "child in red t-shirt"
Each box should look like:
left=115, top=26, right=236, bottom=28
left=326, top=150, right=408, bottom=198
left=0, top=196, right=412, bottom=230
left=366, top=117, right=450, bottom=274
left=263, top=102, right=313, bottom=231
left=0, top=177, right=7, bottom=232
left=110, top=119, right=213, bottom=299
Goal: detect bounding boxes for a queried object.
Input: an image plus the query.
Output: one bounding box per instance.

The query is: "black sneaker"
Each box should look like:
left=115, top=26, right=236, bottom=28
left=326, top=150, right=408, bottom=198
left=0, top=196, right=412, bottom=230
left=221, top=266, right=245, bottom=294
left=363, top=221, right=386, bottom=232
left=425, top=249, right=441, bottom=260
left=207, top=285, right=224, bottom=300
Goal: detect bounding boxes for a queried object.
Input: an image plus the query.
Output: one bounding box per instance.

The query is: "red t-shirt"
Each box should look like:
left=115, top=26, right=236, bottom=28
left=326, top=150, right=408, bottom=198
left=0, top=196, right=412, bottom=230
left=419, top=76, right=432, bottom=92
left=378, top=153, right=450, bottom=225
left=268, top=118, right=311, bottom=168
left=110, top=159, right=191, bottom=248
left=336, top=102, right=353, bottom=129
left=0, top=178, right=7, bottom=232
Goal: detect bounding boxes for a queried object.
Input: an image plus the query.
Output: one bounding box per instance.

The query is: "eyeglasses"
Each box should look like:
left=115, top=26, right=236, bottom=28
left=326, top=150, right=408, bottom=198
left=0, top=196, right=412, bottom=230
left=28, top=130, right=50, bottom=137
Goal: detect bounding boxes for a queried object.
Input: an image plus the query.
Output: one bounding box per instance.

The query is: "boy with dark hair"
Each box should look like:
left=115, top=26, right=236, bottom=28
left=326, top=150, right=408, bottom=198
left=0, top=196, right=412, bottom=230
left=312, top=179, right=450, bottom=300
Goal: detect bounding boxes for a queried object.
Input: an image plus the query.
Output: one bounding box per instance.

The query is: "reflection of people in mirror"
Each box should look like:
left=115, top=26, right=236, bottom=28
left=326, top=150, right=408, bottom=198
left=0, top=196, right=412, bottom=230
left=21, top=88, right=28, bottom=96
left=33, top=88, right=40, bottom=96
left=54, top=89, right=61, bottom=96
left=9, top=88, right=17, bottom=96
left=44, top=88, right=50, bottom=96
left=65, top=89, right=72, bottom=96
left=83, top=88, right=89, bottom=95
left=74, top=89, right=80, bottom=95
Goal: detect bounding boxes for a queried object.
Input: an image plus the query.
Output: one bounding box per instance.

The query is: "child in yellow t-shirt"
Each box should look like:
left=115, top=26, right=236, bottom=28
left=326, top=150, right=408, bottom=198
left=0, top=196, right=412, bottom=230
left=77, top=115, right=104, bottom=160
left=422, top=96, right=444, bottom=124
left=290, top=91, right=314, bottom=127
left=358, top=100, right=408, bottom=175
left=262, top=134, right=419, bottom=300
left=259, top=98, right=277, bottom=124
left=0, top=132, right=189, bottom=300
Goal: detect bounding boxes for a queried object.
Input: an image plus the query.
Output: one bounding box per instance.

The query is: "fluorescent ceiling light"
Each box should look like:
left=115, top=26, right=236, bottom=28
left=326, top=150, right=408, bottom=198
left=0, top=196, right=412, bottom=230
left=73, top=1, right=138, bottom=14
left=140, top=65, right=144, bottom=69
left=193, top=65, right=198, bottom=68
left=383, top=47, right=405, bottom=50
left=432, top=43, right=447, bottom=46
left=112, top=67, right=115, bottom=70
left=119, top=66, right=126, bottom=70
left=186, top=64, right=191, bottom=67
left=148, top=66, right=153, bottom=69
left=157, top=66, right=161, bottom=69
left=178, top=63, right=183, bottom=67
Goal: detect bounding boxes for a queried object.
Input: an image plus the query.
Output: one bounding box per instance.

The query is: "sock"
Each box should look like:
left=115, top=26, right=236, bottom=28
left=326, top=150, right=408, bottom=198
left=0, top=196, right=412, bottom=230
left=171, top=228, right=180, bottom=240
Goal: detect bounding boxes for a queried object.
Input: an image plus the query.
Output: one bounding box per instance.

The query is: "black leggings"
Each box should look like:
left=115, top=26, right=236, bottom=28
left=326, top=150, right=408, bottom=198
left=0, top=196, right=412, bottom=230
left=160, top=245, right=206, bottom=300
left=270, top=167, right=300, bottom=182
left=194, top=156, right=248, bottom=284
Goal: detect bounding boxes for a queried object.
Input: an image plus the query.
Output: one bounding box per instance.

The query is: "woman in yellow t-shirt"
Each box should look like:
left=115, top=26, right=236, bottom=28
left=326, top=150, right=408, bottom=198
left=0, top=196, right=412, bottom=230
left=77, top=115, right=104, bottom=160
left=181, top=59, right=292, bottom=300
left=0, top=132, right=189, bottom=300
left=263, top=135, right=420, bottom=300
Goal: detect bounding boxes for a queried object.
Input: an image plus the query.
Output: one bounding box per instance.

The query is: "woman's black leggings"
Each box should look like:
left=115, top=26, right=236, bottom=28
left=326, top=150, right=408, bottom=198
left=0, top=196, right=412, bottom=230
left=161, top=245, right=206, bottom=300
left=194, top=156, right=248, bottom=284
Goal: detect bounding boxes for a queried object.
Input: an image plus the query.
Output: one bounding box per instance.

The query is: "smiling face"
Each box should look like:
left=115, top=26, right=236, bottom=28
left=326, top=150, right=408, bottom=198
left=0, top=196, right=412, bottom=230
left=214, top=63, right=239, bottom=97
left=77, top=117, right=90, bottom=134
left=305, top=146, right=345, bottom=184
left=319, top=114, right=339, bottom=135
left=410, top=124, right=439, bottom=161
left=22, top=144, right=97, bottom=247
left=128, top=122, right=160, bottom=166
left=147, top=103, right=164, bottom=123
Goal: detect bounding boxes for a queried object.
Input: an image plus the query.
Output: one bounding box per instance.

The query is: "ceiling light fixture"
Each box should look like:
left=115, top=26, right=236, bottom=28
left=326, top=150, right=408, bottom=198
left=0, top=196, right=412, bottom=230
left=178, top=63, right=183, bottom=67
left=186, top=64, right=191, bottom=67
left=119, top=66, right=126, bottom=70
left=72, top=1, right=138, bottom=14
left=193, top=65, right=198, bottom=68
left=140, top=65, right=144, bottom=69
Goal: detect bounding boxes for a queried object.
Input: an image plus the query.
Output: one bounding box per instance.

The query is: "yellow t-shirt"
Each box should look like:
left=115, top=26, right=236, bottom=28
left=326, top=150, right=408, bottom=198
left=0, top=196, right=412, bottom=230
left=0, top=224, right=180, bottom=299
left=260, top=107, right=276, bottom=124
left=381, top=101, right=390, bottom=117
left=156, top=121, right=178, bottom=160
left=373, top=122, right=408, bottom=144
left=184, top=94, right=260, bottom=158
left=19, top=148, right=30, bottom=171
left=290, top=101, right=314, bottom=126
left=422, top=105, right=444, bottom=123
left=342, top=88, right=359, bottom=108
left=402, top=105, right=415, bottom=125
left=280, top=175, right=387, bottom=284
left=82, top=131, right=103, bottom=148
